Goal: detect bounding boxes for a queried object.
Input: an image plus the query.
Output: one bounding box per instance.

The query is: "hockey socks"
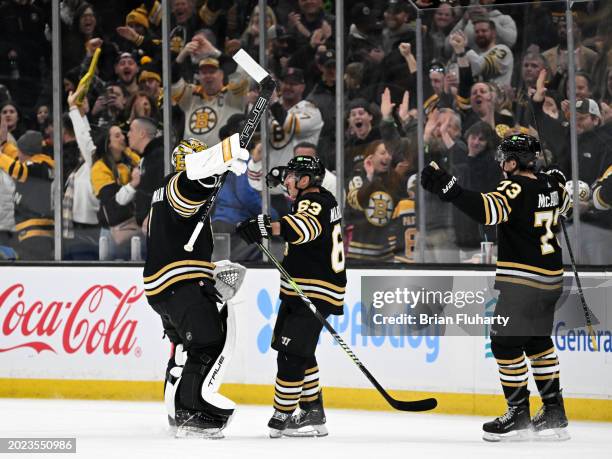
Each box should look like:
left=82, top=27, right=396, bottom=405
left=491, top=342, right=529, bottom=406
left=526, top=339, right=561, bottom=402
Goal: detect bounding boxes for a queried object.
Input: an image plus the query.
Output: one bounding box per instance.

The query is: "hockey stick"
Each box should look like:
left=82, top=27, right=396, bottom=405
left=256, top=242, right=438, bottom=412
left=184, top=50, right=276, bottom=252
left=526, top=91, right=598, bottom=351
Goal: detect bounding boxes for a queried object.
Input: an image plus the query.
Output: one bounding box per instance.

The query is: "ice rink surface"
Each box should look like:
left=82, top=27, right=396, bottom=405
left=1, top=399, right=610, bottom=459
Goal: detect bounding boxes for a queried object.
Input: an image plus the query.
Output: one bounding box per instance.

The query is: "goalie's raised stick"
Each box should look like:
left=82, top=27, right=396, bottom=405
left=256, top=242, right=438, bottom=412
left=184, top=50, right=276, bottom=252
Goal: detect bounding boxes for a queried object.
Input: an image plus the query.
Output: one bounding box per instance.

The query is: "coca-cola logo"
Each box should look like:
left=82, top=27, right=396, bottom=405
left=0, top=284, right=142, bottom=355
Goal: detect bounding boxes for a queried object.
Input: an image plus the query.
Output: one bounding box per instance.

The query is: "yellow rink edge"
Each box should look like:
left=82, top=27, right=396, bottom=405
left=0, top=378, right=610, bottom=422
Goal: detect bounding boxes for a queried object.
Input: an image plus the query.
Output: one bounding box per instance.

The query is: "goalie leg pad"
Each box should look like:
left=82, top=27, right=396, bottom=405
left=165, top=343, right=188, bottom=422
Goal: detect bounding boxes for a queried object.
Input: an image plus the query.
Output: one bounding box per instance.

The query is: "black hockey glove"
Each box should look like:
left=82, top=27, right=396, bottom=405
left=543, top=166, right=568, bottom=185
left=420, top=163, right=462, bottom=202
left=235, top=214, right=272, bottom=244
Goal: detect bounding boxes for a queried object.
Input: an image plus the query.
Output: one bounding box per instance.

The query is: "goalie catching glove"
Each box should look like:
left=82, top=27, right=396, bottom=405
left=184, top=133, right=250, bottom=180
left=235, top=214, right=272, bottom=244
left=420, top=161, right=462, bottom=201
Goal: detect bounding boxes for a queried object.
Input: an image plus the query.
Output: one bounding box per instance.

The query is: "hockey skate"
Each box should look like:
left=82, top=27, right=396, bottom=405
left=283, top=391, right=328, bottom=437
left=268, top=409, right=293, bottom=438
left=531, top=392, right=570, bottom=441
left=482, top=404, right=532, bottom=442
left=175, top=409, right=225, bottom=439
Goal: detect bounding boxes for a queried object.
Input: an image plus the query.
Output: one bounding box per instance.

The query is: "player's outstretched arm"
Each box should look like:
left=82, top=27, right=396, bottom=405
left=421, top=162, right=515, bottom=225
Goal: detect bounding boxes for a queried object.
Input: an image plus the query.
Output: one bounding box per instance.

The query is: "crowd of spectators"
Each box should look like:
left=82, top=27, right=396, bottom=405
left=0, top=0, right=610, bottom=265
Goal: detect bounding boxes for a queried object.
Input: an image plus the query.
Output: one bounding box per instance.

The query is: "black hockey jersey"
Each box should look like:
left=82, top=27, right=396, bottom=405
left=453, top=173, right=571, bottom=290
left=143, top=171, right=216, bottom=302
left=279, top=188, right=347, bottom=314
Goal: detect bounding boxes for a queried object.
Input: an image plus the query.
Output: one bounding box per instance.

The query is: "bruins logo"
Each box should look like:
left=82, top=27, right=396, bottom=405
left=495, top=124, right=510, bottom=138
left=365, top=191, right=394, bottom=227
left=189, top=106, right=217, bottom=135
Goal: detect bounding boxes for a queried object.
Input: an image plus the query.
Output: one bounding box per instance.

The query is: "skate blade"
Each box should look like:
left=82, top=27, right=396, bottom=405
left=176, top=426, right=224, bottom=439
left=483, top=428, right=532, bottom=442
left=283, top=424, right=328, bottom=437
left=532, top=427, right=570, bottom=442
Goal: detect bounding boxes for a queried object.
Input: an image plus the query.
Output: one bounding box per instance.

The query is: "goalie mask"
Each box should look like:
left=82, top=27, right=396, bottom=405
left=172, top=138, right=208, bottom=171
left=496, top=134, right=541, bottom=171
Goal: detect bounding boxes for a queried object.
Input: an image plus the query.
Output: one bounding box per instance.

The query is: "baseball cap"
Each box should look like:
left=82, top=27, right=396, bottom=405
left=351, top=3, right=378, bottom=28
left=281, top=67, right=305, bottom=84
left=386, top=0, right=409, bottom=14
left=576, top=98, right=601, bottom=119
left=115, top=51, right=137, bottom=65
left=317, top=49, right=336, bottom=68
left=198, top=57, right=220, bottom=69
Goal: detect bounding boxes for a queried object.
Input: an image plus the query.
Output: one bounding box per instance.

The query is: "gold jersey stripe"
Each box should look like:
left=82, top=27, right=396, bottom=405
left=495, top=276, right=562, bottom=291
left=144, top=259, right=215, bottom=282
left=144, top=272, right=212, bottom=296
left=18, top=229, right=54, bottom=241
left=280, top=288, right=344, bottom=306
left=15, top=218, right=54, bottom=231
left=171, top=172, right=207, bottom=206
left=482, top=194, right=491, bottom=225
left=295, top=213, right=316, bottom=239
left=496, top=261, right=563, bottom=276
left=282, top=215, right=305, bottom=244
left=292, top=277, right=346, bottom=293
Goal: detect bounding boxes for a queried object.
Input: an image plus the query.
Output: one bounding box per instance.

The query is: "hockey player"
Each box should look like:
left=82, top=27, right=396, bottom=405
left=236, top=156, right=346, bottom=438
left=421, top=134, right=572, bottom=442
left=592, top=165, right=612, bottom=211
left=143, top=135, right=249, bottom=438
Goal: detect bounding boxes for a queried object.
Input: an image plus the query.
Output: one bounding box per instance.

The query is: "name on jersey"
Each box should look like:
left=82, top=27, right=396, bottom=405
left=538, top=191, right=558, bottom=208
left=330, top=205, right=341, bottom=223
left=152, top=187, right=165, bottom=204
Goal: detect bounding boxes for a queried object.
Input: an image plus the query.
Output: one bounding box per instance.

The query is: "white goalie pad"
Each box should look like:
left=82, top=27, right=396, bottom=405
left=185, top=133, right=250, bottom=180
left=164, top=344, right=187, bottom=420
left=213, top=260, right=247, bottom=303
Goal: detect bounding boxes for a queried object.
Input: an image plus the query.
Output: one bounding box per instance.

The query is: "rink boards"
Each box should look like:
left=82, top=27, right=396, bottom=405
left=0, top=266, right=610, bottom=421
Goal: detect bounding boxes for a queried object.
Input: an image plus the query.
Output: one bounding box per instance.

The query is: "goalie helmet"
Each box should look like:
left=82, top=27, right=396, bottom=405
left=496, top=134, right=541, bottom=170
left=285, top=155, right=325, bottom=187
left=172, top=138, right=208, bottom=171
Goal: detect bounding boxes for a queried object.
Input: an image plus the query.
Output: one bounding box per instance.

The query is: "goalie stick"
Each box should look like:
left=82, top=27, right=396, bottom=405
left=184, top=50, right=276, bottom=252
left=256, top=242, right=438, bottom=413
